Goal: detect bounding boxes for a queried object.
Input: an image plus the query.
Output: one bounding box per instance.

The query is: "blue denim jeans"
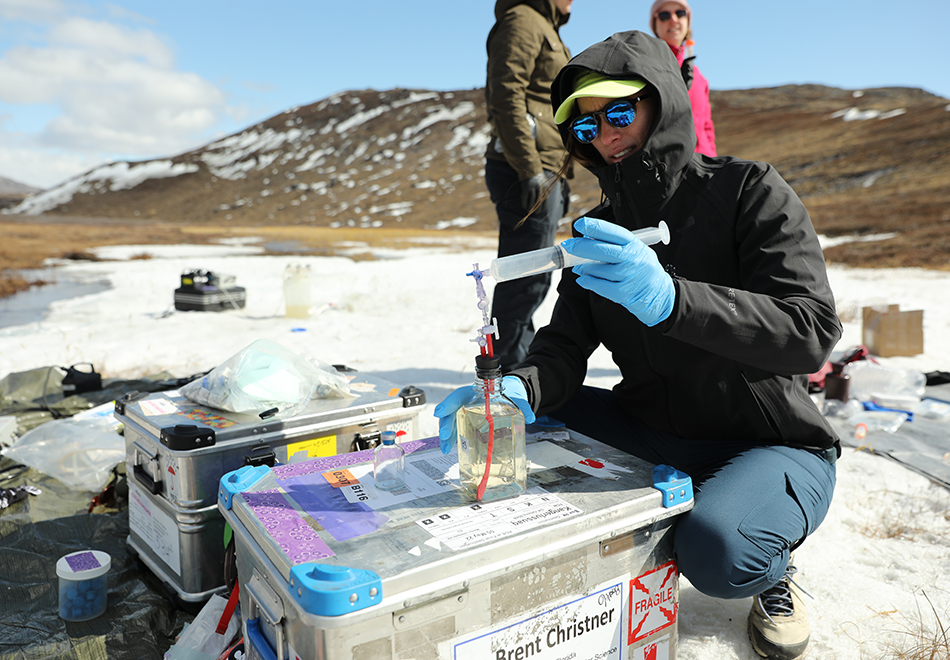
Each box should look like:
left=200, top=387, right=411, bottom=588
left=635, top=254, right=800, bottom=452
left=485, top=158, right=568, bottom=370
left=548, top=385, right=837, bottom=599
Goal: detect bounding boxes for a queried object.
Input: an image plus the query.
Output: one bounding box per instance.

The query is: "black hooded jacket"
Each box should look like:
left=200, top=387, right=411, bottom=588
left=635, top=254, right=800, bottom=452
left=510, top=31, right=842, bottom=452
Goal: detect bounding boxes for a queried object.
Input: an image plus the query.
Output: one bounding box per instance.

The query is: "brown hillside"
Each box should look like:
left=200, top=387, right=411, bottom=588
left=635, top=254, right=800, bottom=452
left=2, top=84, right=948, bottom=300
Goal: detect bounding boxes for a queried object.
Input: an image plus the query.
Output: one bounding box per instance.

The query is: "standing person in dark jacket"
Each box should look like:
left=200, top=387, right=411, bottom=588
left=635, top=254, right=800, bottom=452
left=436, top=30, right=841, bottom=660
left=484, top=0, right=573, bottom=369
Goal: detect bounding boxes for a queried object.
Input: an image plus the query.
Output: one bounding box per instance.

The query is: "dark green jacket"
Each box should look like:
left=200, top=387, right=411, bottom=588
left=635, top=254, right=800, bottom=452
left=485, top=0, right=570, bottom=179
left=512, top=31, right=842, bottom=452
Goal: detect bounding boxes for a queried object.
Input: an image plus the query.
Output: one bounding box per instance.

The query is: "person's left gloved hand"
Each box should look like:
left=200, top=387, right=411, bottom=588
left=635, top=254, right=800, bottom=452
left=433, top=376, right=534, bottom=454
left=561, top=217, right=675, bottom=327
left=519, top=172, right=547, bottom=211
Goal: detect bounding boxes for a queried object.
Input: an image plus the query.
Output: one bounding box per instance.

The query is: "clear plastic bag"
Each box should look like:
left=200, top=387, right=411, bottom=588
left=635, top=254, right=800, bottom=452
left=1, top=404, right=123, bottom=492
left=843, top=361, right=926, bottom=404
left=180, top=339, right=352, bottom=418
left=848, top=411, right=909, bottom=440
left=164, top=593, right=239, bottom=660
left=822, top=398, right=864, bottom=418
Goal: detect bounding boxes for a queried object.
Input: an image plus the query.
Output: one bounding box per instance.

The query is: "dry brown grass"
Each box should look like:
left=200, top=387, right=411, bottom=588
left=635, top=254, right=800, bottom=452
left=876, top=592, right=950, bottom=660
left=0, top=217, right=501, bottom=298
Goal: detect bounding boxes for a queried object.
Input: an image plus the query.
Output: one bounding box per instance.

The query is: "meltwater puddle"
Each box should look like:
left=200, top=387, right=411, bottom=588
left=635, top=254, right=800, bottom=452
left=0, top=268, right=111, bottom=330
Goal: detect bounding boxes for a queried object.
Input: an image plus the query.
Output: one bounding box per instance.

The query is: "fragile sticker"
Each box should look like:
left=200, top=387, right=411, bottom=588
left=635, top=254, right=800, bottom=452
left=628, top=561, right=677, bottom=645
left=631, top=634, right=671, bottom=660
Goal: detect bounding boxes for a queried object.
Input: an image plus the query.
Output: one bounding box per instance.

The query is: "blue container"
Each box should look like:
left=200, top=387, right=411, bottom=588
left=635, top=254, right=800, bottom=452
left=56, top=550, right=111, bottom=621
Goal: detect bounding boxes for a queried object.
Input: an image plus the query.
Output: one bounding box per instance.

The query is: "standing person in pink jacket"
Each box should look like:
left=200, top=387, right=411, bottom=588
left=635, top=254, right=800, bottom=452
left=649, top=0, right=717, bottom=156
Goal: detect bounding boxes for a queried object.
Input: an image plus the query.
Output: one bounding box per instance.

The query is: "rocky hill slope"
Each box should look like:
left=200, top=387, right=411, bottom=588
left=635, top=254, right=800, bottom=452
left=0, top=176, right=41, bottom=210
left=6, top=84, right=949, bottom=269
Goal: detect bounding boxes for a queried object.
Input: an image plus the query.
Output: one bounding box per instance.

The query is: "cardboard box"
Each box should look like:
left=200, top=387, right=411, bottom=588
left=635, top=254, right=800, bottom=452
left=862, top=304, right=923, bottom=357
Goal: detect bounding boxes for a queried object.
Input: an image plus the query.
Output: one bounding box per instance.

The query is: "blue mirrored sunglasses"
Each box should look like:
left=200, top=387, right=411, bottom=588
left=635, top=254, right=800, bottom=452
left=570, top=94, right=651, bottom=144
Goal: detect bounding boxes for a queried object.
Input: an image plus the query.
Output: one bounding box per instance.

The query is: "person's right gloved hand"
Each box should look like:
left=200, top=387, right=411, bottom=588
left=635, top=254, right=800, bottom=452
left=433, top=376, right=535, bottom=454
left=561, top=217, right=675, bottom=327
left=519, top=172, right=547, bottom=211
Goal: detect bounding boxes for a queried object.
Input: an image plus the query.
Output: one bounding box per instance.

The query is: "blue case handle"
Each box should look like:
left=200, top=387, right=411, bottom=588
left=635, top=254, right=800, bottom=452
left=245, top=618, right=279, bottom=660
left=653, top=464, right=693, bottom=508
left=218, top=464, right=270, bottom=510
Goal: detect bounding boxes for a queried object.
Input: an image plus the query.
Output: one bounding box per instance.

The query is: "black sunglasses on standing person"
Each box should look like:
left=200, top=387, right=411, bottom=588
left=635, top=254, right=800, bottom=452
left=657, top=9, right=687, bottom=21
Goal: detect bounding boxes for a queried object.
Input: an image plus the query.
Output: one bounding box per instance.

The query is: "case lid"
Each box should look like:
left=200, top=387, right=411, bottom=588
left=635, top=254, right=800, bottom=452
left=116, top=373, right=424, bottom=451
left=221, top=432, right=693, bottom=615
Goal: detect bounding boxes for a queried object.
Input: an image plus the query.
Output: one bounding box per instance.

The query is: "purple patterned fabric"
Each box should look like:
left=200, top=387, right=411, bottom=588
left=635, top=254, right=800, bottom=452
left=65, top=552, right=101, bottom=572
left=243, top=490, right=335, bottom=564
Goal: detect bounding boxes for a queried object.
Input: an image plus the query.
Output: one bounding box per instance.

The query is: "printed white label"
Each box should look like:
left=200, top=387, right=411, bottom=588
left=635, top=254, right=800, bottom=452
left=128, top=482, right=181, bottom=575
left=139, top=397, right=179, bottom=416
left=416, top=487, right=581, bottom=551
left=452, top=579, right=625, bottom=660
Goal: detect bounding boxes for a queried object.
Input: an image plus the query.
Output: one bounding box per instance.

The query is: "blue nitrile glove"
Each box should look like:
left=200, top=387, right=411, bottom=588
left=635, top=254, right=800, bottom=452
left=502, top=375, right=534, bottom=425
left=561, top=217, right=675, bottom=327
left=433, top=375, right=535, bottom=454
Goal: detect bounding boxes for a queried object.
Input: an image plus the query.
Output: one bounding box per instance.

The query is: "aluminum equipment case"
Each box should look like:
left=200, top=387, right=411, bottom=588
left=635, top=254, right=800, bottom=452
left=218, top=430, right=693, bottom=660
left=116, top=372, right=426, bottom=605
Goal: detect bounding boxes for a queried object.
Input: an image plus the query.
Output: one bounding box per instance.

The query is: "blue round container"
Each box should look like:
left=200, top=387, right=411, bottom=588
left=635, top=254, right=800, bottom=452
left=56, top=550, right=111, bottom=622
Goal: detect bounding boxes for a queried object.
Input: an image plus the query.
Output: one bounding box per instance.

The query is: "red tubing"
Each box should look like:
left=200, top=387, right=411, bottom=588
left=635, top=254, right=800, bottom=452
left=477, top=387, right=494, bottom=501
left=476, top=334, right=496, bottom=500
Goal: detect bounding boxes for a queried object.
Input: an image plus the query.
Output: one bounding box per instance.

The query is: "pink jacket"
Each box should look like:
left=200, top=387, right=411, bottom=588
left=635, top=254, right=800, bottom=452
left=669, top=42, right=717, bottom=157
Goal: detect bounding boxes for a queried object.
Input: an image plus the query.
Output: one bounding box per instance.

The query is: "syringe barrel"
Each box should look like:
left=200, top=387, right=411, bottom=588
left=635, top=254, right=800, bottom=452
left=632, top=221, right=670, bottom=247
left=488, top=221, right=670, bottom=282
left=489, top=245, right=596, bottom=282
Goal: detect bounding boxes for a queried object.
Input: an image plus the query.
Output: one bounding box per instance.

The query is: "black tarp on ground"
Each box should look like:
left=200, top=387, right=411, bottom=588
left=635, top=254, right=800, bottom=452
left=0, top=368, right=207, bottom=660
left=827, top=382, right=950, bottom=488
left=0, top=466, right=192, bottom=660
left=0, top=366, right=201, bottom=434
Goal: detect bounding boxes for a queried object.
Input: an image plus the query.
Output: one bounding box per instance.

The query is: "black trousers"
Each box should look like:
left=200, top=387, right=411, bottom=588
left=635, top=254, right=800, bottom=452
left=485, top=158, right=569, bottom=369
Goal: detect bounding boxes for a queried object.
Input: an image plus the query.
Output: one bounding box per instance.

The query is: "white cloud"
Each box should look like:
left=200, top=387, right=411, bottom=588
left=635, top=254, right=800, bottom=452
left=0, top=142, right=103, bottom=189
left=0, top=0, right=66, bottom=21
left=0, top=4, right=233, bottom=185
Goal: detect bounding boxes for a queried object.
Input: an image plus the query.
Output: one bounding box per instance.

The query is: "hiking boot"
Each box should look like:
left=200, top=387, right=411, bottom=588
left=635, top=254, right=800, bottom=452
left=747, top=560, right=810, bottom=660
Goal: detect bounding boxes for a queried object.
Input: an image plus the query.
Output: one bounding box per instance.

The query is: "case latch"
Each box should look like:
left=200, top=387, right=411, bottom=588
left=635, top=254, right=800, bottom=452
left=160, top=423, right=216, bottom=451
left=653, top=464, right=693, bottom=508
left=289, top=563, right=382, bottom=616
left=399, top=385, right=426, bottom=407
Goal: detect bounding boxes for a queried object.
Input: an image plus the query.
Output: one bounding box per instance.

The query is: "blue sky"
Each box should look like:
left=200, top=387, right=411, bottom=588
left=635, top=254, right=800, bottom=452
left=2, top=0, right=948, bottom=189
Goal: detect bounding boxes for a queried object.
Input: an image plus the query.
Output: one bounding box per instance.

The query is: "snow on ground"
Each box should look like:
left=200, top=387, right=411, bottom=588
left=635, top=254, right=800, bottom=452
left=1, top=237, right=948, bottom=658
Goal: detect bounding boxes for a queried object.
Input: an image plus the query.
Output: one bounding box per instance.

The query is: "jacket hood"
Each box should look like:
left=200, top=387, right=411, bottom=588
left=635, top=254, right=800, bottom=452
left=551, top=31, right=695, bottom=203
left=495, top=0, right=569, bottom=28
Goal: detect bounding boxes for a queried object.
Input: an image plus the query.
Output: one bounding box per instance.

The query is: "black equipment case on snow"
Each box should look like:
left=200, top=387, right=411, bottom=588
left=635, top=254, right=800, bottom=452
left=174, top=270, right=246, bottom=312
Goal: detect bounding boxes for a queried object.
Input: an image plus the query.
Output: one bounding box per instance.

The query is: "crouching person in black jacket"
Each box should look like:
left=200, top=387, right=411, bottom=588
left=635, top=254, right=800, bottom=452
left=436, top=30, right=842, bottom=660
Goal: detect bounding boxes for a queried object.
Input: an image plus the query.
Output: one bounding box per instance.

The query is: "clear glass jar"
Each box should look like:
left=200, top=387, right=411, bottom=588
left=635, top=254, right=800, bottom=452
left=373, top=430, right=406, bottom=491
left=456, top=355, right=526, bottom=502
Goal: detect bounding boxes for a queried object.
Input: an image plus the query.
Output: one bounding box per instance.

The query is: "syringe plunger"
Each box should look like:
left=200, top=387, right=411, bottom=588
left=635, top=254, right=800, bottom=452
left=488, top=221, right=670, bottom=283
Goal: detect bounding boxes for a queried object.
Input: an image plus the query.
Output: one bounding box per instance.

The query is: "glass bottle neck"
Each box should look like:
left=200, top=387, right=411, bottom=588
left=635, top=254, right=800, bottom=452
left=474, top=370, right=503, bottom=395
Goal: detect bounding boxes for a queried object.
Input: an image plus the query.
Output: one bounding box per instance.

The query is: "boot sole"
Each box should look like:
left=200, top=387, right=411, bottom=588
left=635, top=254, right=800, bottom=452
left=747, top=615, right=808, bottom=660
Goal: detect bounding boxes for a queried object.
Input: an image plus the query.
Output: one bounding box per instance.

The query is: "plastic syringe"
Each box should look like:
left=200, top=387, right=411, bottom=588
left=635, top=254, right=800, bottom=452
left=486, top=221, right=670, bottom=282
